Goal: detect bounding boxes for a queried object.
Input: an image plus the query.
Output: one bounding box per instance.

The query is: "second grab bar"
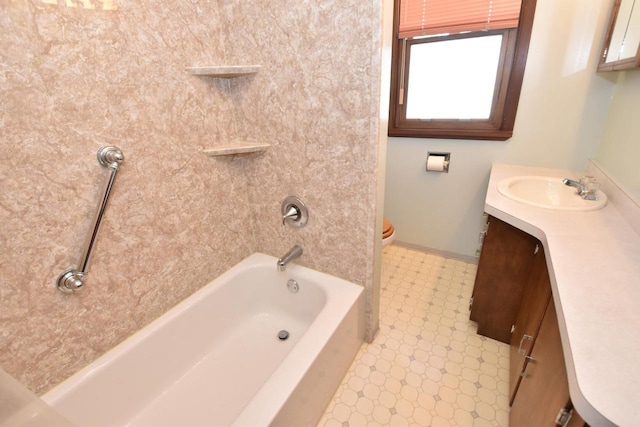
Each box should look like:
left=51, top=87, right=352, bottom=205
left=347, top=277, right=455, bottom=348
left=56, top=146, right=124, bottom=293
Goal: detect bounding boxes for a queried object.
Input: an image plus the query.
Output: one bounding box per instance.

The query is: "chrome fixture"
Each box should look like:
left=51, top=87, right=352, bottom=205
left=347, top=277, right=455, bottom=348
left=562, top=177, right=600, bottom=201
left=278, top=330, right=290, bottom=340
left=56, top=146, right=125, bottom=293
left=582, top=192, right=599, bottom=201
left=281, top=196, right=308, bottom=228
left=277, top=245, right=303, bottom=272
left=562, top=178, right=583, bottom=193
left=287, top=278, right=299, bottom=293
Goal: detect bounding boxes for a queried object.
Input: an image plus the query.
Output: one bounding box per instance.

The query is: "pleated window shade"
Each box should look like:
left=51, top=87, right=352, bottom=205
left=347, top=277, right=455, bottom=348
left=398, top=0, right=522, bottom=39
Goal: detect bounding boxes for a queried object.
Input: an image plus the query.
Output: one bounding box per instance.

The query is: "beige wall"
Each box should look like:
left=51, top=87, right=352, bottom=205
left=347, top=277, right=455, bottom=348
left=596, top=70, right=640, bottom=201
left=0, top=1, right=382, bottom=394
left=384, top=0, right=617, bottom=257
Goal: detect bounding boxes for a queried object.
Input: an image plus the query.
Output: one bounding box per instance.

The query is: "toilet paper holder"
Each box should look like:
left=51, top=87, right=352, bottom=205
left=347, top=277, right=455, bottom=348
left=426, top=152, right=450, bottom=173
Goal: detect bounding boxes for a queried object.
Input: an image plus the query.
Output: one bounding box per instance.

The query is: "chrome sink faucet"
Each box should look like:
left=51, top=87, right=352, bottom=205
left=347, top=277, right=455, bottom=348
left=277, top=245, right=303, bottom=272
left=563, top=177, right=600, bottom=201
left=562, top=178, right=584, bottom=193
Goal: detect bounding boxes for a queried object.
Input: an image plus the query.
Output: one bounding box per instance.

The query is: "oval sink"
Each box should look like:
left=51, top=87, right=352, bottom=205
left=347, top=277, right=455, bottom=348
left=497, top=176, right=607, bottom=211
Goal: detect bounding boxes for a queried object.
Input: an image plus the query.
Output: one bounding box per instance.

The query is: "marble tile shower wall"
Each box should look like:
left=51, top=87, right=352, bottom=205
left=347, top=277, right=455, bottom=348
left=219, top=1, right=382, bottom=334
left=0, top=1, right=382, bottom=395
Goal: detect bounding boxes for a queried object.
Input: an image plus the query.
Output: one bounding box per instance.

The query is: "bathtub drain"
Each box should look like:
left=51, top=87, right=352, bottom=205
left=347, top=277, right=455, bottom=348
left=278, top=330, right=290, bottom=340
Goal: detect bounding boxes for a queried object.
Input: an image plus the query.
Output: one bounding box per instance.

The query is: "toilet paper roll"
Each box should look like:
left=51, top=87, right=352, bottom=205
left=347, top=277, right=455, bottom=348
left=427, top=156, right=446, bottom=172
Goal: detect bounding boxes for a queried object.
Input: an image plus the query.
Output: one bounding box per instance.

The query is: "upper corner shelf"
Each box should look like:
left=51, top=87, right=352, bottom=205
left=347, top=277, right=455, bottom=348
left=186, top=65, right=261, bottom=78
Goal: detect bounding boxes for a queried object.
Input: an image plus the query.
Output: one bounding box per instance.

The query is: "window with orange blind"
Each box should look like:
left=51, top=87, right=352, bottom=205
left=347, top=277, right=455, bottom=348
left=398, top=0, right=522, bottom=38
left=388, top=0, right=538, bottom=141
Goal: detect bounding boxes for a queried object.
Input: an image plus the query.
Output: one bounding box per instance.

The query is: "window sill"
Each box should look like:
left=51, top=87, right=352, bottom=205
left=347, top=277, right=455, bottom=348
left=388, top=127, right=513, bottom=141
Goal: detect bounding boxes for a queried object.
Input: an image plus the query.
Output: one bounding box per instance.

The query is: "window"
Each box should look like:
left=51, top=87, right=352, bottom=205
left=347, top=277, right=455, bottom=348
left=388, top=0, right=537, bottom=140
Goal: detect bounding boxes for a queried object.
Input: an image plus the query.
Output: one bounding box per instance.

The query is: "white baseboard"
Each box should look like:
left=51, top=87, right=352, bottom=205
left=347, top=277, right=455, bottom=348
left=387, top=240, right=478, bottom=264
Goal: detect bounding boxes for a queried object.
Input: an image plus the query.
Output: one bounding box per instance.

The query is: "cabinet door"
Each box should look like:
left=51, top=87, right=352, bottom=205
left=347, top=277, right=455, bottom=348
left=510, top=299, right=578, bottom=426
left=470, top=215, right=539, bottom=343
left=509, top=246, right=552, bottom=404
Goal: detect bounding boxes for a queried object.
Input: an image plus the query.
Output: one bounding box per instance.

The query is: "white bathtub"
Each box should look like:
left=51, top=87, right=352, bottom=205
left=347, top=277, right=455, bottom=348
left=43, top=253, right=365, bottom=426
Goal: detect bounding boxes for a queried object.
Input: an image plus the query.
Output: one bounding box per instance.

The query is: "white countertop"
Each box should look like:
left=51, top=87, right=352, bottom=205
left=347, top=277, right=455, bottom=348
left=485, top=164, right=640, bottom=427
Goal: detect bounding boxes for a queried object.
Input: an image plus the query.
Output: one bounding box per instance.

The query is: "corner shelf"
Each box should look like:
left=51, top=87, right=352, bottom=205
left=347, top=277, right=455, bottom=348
left=203, top=143, right=270, bottom=157
left=186, top=65, right=261, bottom=78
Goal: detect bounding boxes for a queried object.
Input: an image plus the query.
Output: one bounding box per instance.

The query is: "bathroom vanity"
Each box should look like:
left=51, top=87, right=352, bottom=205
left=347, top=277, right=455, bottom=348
left=471, top=164, right=640, bottom=426
left=472, top=215, right=585, bottom=425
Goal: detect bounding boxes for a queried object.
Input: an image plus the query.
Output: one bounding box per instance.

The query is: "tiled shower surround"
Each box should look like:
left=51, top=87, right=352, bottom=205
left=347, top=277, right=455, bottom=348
left=0, top=1, right=383, bottom=394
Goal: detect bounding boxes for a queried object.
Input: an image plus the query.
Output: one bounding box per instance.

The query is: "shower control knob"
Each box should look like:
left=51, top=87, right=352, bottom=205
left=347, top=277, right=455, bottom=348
left=282, top=206, right=300, bottom=224
left=281, top=196, right=308, bottom=228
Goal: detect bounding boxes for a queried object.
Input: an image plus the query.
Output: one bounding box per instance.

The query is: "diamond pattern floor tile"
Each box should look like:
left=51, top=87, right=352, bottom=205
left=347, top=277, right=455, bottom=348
left=318, top=245, right=510, bottom=427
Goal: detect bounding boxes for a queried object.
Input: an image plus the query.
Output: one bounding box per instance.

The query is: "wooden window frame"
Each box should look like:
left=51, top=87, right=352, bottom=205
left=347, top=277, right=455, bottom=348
left=388, top=0, right=537, bottom=141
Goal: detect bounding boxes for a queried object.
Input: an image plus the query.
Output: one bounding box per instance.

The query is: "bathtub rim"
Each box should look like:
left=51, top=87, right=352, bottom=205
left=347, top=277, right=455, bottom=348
left=42, top=252, right=365, bottom=426
left=233, top=260, right=365, bottom=426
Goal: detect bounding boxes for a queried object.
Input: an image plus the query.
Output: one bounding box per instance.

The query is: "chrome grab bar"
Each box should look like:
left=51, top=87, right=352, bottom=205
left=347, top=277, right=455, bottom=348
left=56, top=146, right=124, bottom=293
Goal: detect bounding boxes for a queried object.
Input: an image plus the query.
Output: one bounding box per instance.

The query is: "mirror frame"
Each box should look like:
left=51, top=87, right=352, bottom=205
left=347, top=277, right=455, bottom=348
left=598, top=0, right=640, bottom=71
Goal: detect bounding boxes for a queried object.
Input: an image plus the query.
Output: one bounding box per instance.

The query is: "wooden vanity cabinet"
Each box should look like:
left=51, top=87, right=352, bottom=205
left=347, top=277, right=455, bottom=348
left=508, top=245, right=552, bottom=404
left=471, top=214, right=588, bottom=426
left=510, top=299, right=587, bottom=427
left=470, top=215, right=540, bottom=343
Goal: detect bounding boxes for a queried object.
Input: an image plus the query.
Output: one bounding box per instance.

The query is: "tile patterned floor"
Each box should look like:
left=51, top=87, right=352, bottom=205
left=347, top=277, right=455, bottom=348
left=318, top=245, right=510, bottom=427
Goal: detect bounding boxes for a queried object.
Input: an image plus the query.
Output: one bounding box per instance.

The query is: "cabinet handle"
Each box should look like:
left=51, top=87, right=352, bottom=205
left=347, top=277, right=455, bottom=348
left=518, top=334, right=533, bottom=355
left=555, top=407, right=574, bottom=427
left=519, top=355, right=535, bottom=378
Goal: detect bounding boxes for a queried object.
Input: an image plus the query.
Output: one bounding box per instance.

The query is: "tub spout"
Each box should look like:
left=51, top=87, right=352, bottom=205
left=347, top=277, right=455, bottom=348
left=277, top=245, right=303, bottom=272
